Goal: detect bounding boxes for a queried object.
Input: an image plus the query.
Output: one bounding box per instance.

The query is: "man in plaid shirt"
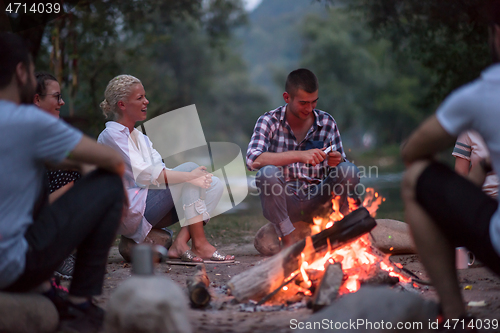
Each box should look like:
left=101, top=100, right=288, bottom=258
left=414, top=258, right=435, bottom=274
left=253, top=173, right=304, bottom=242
left=246, top=69, right=360, bottom=248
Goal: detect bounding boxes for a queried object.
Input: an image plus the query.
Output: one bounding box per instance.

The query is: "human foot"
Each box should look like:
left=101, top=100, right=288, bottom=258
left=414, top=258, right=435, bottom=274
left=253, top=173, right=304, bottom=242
left=192, top=243, right=234, bottom=261
left=168, top=243, right=203, bottom=262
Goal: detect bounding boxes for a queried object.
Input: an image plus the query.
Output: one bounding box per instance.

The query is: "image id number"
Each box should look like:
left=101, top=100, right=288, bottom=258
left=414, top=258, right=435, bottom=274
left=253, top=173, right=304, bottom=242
left=5, top=3, right=61, bottom=14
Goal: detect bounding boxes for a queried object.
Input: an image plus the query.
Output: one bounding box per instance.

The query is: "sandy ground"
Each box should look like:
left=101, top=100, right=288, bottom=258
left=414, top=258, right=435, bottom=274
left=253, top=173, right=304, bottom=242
left=84, top=240, right=500, bottom=333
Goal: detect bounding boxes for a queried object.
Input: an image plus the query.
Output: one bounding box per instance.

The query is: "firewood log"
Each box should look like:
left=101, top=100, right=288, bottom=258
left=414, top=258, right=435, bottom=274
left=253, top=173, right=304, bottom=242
left=227, top=208, right=376, bottom=302
left=186, top=264, right=211, bottom=308
left=311, top=262, right=344, bottom=312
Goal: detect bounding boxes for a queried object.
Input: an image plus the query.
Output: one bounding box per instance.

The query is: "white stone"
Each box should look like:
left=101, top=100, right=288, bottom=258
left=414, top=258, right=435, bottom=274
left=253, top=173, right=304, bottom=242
left=105, top=276, right=192, bottom=333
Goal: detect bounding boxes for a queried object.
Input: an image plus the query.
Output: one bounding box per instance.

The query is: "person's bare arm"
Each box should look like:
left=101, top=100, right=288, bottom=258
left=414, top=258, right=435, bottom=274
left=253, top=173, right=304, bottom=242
left=454, top=157, right=470, bottom=177
left=455, top=156, right=485, bottom=186
left=64, top=135, right=125, bottom=176
left=252, top=149, right=327, bottom=169
left=49, top=181, right=74, bottom=204
left=160, top=166, right=212, bottom=188
left=467, top=161, right=488, bottom=187
left=401, top=115, right=457, bottom=166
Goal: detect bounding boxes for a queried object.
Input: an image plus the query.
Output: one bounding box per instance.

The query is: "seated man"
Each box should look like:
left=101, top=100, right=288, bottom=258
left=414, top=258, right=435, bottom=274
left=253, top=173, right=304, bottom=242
left=0, top=33, right=125, bottom=333
left=401, top=3, right=500, bottom=323
left=246, top=68, right=359, bottom=248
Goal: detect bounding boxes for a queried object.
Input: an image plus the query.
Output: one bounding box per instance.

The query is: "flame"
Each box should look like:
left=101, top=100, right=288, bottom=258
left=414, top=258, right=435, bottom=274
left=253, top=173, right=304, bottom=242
left=345, top=275, right=360, bottom=292
left=300, top=253, right=312, bottom=288
left=348, top=197, right=359, bottom=212
left=297, top=287, right=312, bottom=296
left=379, top=261, right=412, bottom=283
left=311, top=189, right=384, bottom=237
left=280, top=187, right=413, bottom=300
left=362, top=188, right=384, bottom=217
left=329, top=196, right=344, bottom=223
left=331, top=235, right=378, bottom=269
left=312, top=217, right=323, bottom=235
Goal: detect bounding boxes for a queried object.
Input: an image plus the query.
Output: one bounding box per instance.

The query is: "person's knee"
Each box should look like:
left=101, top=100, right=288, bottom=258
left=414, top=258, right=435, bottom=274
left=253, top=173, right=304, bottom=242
left=211, top=176, right=224, bottom=196
left=87, top=169, right=124, bottom=204
left=336, top=162, right=360, bottom=184
left=402, top=161, right=430, bottom=203
left=256, top=165, right=282, bottom=185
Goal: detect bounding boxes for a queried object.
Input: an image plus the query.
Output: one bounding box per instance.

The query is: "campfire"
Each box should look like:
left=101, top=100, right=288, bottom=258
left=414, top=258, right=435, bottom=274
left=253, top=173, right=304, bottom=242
left=228, top=189, right=416, bottom=311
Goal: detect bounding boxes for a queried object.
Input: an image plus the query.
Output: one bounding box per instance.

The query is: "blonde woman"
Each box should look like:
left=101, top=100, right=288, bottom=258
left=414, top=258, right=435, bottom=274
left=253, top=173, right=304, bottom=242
left=97, top=75, right=233, bottom=262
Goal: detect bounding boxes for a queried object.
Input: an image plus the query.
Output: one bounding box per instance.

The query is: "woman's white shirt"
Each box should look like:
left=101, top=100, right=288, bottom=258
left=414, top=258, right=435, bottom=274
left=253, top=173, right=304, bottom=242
left=98, top=121, right=166, bottom=242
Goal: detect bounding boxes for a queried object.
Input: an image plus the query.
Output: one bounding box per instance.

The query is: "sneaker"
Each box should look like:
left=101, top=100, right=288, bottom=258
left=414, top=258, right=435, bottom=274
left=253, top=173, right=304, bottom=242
left=58, top=299, right=105, bottom=333
left=55, top=254, right=76, bottom=280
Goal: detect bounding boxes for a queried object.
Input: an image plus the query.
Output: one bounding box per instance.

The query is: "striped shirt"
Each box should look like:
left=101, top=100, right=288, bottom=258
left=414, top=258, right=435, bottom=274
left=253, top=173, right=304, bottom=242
left=452, top=130, right=498, bottom=198
left=246, top=105, right=346, bottom=188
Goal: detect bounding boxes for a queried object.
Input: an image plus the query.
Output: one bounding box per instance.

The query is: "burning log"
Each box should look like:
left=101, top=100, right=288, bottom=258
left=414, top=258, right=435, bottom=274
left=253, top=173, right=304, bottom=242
left=310, top=262, right=344, bottom=312
left=227, top=208, right=376, bottom=303
left=186, top=264, right=211, bottom=308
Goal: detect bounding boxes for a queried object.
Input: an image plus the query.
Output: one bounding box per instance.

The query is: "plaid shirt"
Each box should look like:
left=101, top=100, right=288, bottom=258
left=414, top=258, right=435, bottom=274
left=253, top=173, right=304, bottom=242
left=246, top=105, right=346, bottom=189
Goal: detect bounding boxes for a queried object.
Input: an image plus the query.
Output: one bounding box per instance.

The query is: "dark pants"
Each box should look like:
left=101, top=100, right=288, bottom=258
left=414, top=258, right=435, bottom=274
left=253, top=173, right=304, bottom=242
left=2, top=169, right=124, bottom=297
left=416, top=162, right=500, bottom=275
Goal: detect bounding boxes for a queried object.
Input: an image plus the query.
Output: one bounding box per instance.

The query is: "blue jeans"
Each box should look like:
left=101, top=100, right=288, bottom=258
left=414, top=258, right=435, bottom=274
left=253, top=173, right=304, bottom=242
left=144, top=162, right=224, bottom=228
left=255, top=162, right=360, bottom=237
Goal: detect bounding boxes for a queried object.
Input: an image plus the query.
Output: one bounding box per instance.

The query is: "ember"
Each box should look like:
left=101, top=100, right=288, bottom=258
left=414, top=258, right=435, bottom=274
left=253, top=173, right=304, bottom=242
left=228, top=202, right=415, bottom=307
left=278, top=188, right=412, bottom=299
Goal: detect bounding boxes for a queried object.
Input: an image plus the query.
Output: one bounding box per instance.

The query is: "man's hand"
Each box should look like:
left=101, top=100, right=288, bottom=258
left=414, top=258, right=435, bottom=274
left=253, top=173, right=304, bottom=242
left=326, top=150, right=342, bottom=167
left=300, top=149, right=326, bottom=166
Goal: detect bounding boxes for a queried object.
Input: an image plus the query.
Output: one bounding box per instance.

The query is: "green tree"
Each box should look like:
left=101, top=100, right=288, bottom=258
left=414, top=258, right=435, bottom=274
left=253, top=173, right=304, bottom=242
left=301, top=9, right=432, bottom=144
left=11, top=0, right=268, bottom=147
left=340, top=0, right=493, bottom=105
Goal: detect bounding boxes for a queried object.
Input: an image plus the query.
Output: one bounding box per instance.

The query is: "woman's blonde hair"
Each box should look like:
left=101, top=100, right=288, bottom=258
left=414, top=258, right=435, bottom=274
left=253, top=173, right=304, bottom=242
left=100, top=74, right=142, bottom=120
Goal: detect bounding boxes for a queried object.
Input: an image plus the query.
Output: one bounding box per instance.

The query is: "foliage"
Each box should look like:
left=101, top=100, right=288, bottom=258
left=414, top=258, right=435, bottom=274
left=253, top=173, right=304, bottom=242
left=336, top=0, right=493, bottom=105
left=300, top=9, right=433, bottom=144
left=5, top=0, right=269, bottom=148
left=237, top=0, right=325, bottom=106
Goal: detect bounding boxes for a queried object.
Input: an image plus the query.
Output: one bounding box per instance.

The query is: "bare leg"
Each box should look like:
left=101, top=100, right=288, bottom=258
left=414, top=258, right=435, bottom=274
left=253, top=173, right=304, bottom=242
left=188, top=216, right=234, bottom=260
left=167, top=217, right=233, bottom=261
left=167, top=226, right=202, bottom=262
left=402, top=161, right=466, bottom=319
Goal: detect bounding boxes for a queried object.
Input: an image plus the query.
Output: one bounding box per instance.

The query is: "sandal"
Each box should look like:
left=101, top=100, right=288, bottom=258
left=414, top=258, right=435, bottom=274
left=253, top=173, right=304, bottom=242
left=207, top=250, right=234, bottom=262
left=180, top=250, right=203, bottom=263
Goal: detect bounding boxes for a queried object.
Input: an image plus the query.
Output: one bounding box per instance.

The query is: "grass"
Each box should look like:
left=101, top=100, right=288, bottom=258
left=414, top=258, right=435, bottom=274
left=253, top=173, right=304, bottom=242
left=167, top=212, right=269, bottom=246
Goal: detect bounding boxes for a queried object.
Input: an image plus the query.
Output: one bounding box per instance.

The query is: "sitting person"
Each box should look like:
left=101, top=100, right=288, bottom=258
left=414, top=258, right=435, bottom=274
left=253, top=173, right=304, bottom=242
left=97, top=74, right=233, bottom=262
left=34, top=71, right=81, bottom=279
left=0, top=32, right=125, bottom=333
left=246, top=68, right=360, bottom=248
left=453, top=130, right=498, bottom=198
left=400, top=2, right=500, bottom=323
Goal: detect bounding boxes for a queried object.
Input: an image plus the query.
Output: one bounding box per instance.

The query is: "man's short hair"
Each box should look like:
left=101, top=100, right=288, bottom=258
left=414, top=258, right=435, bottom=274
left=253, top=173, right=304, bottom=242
left=35, top=72, right=58, bottom=96
left=0, top=33, right=31, bottom=89
left=285, top=68, right=319, bottom=96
